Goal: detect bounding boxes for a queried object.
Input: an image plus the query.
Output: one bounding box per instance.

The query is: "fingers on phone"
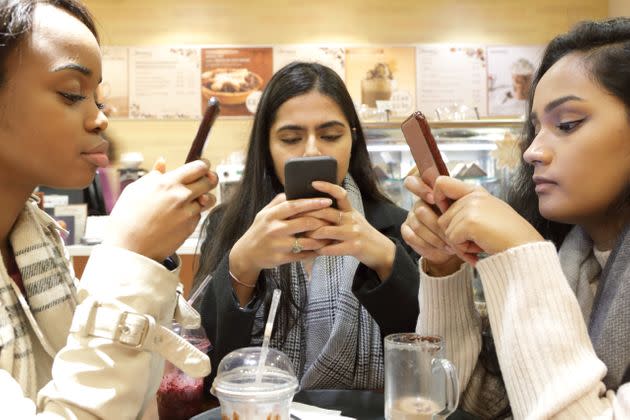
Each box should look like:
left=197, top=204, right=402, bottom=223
left=405, top=212, right=447, bottom=250
left=285, top=216, right=330, bottom=235
left=185, top=175, right=214, bottom=200
left=404, top=175, right=434, bottom=202
left=273, top=197, right=333, bottom=220
left=311, top=181, right=351, bottom=211
left=169, top=160, right=211, bottom=184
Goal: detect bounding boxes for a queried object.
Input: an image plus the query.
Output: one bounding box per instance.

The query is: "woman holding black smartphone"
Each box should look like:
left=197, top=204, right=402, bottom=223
left=195, top=62, right=419, bottom=390
left=403, top=18, right=630, bottom=418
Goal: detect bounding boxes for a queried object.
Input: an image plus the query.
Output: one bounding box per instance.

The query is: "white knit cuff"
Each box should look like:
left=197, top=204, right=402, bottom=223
left=475, top=241, right=607, bottom=418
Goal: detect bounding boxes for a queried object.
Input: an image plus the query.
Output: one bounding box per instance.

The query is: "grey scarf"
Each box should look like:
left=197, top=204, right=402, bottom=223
left=0, top=200, right=77, bottom=399
left=252, top=175, right=384, bottom=389
left=558, top=224, right=630, bottom=390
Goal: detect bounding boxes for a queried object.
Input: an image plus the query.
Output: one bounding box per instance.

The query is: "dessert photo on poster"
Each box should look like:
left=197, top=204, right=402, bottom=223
left=200, top=47, right=273, bottom=116
left=345, top=47, right=416, bottom=120
left=486, top=46, right=544, bottom=117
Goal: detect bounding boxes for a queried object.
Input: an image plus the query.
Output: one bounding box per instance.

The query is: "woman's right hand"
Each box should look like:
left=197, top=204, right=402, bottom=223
left=401, top=175, right=463, bottom=277
left=228, top=194, right=334, bottom=287
left=103, top=159, right=217, bottom=262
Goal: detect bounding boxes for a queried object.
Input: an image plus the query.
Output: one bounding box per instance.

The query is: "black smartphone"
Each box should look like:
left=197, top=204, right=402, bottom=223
left=401, top=111, right=451, bottom=213
left=185, top=97, right=220, bottom=163
left=284, top=156, right=338, bottom=207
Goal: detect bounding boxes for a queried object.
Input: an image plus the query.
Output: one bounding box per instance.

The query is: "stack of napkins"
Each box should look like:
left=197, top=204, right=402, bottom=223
left=290, top=402, right=355, bottom=420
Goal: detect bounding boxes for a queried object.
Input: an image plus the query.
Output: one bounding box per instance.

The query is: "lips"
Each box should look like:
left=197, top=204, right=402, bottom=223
left=533, top=175, right=557, bottom=193
left=81, top=141, right=110, bottom=168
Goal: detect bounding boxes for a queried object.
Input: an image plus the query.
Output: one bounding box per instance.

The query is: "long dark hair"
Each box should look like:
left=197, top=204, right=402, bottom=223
left=507, top=17, right=630, bottom=247
left=0, top=0, right=98, bottom=87
left=195, top=62, right=390, bottom=339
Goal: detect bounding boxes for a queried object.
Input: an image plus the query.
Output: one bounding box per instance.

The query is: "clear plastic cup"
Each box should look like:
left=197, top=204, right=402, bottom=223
left=211, top=347, right=299, bottom=420
left=157, top=323, right=211, bottom=420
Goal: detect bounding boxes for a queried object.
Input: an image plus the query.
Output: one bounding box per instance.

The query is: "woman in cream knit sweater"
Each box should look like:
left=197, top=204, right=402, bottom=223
left=401, top=18, right=630, bottom=419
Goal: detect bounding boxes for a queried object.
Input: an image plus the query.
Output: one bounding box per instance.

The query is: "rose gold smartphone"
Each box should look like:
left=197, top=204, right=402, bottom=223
left=401, top=111, right=451, bottom=213
left=185, top=97, right=220, bottom=163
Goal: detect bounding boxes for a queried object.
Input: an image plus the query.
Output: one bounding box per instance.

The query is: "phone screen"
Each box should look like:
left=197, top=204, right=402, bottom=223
left=185, top=97, right=220, bottom=163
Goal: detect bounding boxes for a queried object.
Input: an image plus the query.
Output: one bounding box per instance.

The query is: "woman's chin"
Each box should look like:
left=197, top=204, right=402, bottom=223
left=45, top=171, right=97, bottom=190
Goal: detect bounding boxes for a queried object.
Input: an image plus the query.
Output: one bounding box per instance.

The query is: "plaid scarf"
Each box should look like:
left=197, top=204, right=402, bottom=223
left=252, top=175, right=384, bottom=390
left=0, top=199, right=77, bottom=399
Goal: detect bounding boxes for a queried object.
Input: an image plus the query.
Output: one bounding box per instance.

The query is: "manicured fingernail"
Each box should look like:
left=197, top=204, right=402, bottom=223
left=319, top=198, right=332, bottom=206
left=426, top=193, right=435, bottom=203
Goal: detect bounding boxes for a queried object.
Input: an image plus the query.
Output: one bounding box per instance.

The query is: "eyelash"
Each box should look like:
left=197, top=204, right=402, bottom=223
left=557, top=118, right=585, bottom=133
left=58, top=92, right=105, bottom=110
left=281, top=135, right=342, bottom=144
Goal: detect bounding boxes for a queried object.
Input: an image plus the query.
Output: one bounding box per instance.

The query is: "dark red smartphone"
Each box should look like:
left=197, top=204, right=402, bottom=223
left=401, top=111, right=451, bottom=213
left=185, top=97, right=220, bottom=163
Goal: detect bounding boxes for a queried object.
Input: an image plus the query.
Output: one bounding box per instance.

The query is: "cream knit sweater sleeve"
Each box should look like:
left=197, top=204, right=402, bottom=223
left=418, top=241, right=630, bottom=419
left=415, top=262, right=482, bottom=391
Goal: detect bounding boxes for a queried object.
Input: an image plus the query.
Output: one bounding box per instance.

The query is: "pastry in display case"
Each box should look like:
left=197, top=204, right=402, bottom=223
left=363, top=119, right=524, bottom=210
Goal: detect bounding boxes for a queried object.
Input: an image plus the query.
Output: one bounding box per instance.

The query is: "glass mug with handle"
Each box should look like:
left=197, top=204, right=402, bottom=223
left=385, top=333, right=459, bottom=419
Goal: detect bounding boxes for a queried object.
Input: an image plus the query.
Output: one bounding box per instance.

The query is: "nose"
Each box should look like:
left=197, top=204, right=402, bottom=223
left=523, top=132, right=551, bottom=166
left=86, top=107, right=109, bottom=134
left=302, top=133, right=322, bottom=157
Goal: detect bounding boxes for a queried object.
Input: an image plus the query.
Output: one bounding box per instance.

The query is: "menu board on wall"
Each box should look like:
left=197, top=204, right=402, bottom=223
left=416, top=45, right=487, bottom=120
left=487, top=46, right=544, bottom=117
left=200, top=48, right=273, bottom=117
left=101, top=46, right=129, bottom=118
left=345, top=47, right=416, bottom=118
left=273, top=46, right=345, bottom=79
left=128, top=47, right=201, bottom=119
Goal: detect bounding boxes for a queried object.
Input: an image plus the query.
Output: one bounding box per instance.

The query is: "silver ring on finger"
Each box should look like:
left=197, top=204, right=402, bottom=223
left=291, top=237, right=304, bottom=254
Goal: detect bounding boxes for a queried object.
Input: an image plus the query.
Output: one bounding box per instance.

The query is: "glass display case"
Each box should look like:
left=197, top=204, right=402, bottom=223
left=364, top=119, right=524, bottom=210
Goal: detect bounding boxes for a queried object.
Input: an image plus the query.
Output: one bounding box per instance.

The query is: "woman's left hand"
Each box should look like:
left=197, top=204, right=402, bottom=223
left=300, top=181, right=396, bottom=281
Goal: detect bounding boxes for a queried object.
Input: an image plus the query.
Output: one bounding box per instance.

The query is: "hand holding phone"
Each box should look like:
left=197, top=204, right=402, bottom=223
left=284, top=156, right=338, bottom=207
left=185, top=97, right=220, bottom=163
left=401, top=111, right=451, bottom=213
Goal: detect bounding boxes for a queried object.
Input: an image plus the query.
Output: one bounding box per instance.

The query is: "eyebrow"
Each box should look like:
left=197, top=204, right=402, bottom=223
left=52, top=63, right=102, bottom=83
left=276, top=120, right=347, bottom=131
left=531, top=94, right=585, bottom=121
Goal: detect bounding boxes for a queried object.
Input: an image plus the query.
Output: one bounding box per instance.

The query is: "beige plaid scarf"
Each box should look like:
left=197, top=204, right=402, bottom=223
left=0, top=199, right=77, bottom=399
left=253, top=175, right=384, bottom=390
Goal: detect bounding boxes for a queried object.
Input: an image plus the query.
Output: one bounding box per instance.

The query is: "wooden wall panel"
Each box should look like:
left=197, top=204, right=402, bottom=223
left=609, top=0, right=630, bottom=17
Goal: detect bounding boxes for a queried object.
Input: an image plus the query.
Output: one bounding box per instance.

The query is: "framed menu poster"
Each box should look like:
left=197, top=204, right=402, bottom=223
left=128, top=47, right=201, bottom=119
left=416, top=45, right=487, bottom=120
left=273, top=46, right=345, bottom=79
left=200, top=47, right=273, bottom=116
left=101, top=46, right=129, bottom=118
